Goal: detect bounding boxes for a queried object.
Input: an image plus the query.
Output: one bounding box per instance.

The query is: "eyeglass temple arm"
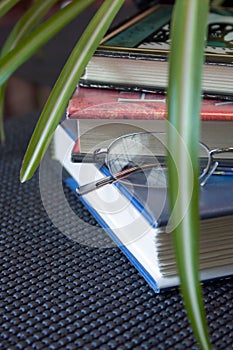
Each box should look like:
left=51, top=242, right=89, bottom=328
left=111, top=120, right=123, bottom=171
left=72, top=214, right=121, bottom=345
left=200, top=161, right=218, bottom=187
left=201, top=147, right=233, bottom=186
left=210, top=147, right=233, bottom=156
left=76, top=164, right=155, bottom=196
left=76, top=174, right=115, bottom=196
left=210, top=147, right=233, bottom=172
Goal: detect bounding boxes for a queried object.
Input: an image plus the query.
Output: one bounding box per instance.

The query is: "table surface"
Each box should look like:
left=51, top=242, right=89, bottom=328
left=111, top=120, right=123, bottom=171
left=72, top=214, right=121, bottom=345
left=0, top=113, right=233, bottom=350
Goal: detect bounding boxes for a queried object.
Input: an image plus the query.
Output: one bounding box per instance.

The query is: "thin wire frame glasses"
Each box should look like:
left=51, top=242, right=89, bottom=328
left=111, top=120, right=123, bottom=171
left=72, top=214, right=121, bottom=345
left=76, top=132, right=233, bottom=196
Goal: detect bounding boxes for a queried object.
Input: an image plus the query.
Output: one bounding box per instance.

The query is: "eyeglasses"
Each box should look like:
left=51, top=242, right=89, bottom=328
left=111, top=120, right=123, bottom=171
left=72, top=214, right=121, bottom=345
left=76, top=132, right=233, bottom=196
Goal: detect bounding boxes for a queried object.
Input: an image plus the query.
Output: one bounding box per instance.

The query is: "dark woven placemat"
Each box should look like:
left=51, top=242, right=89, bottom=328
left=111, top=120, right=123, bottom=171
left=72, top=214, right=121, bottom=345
left=0, top=113, right=233, bottom=350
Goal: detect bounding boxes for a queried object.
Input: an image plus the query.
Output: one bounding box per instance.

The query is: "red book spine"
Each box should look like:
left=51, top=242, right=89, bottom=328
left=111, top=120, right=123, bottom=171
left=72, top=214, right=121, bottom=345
left=67, top=87, right=233, bottom=121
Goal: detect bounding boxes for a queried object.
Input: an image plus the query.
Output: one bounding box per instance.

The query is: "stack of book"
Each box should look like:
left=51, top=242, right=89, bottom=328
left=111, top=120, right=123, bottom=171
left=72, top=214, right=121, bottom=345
left=53, top=3, right=233, bottom=292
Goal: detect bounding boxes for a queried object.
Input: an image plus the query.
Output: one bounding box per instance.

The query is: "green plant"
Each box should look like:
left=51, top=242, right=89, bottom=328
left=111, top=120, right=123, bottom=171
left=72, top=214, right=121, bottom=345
left=167, top=1, right=210, bottom=347
left=0, top=0, right=221, bottom=348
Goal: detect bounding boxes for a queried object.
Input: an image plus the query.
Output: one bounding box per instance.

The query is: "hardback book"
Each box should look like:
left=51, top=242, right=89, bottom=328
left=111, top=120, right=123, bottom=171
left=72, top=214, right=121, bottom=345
left=53, top=121, right=233, bottom=292
left=66, top=86, right=233, bottom=160
left=79, top=4, right=233, bottom=98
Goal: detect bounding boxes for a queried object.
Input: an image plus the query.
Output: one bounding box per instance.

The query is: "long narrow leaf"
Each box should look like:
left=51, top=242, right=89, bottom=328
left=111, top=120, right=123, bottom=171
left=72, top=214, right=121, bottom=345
left=1, top=0, right=59, bottom=55
left=167, top=1, right=211, bottom=349
left=20, top=0, right=124, bottom=183
left=0, top=0, right=20, bottom=18
left=0, top=0, right=95, bottom=85
left=0, top=0, right=59, bottom=143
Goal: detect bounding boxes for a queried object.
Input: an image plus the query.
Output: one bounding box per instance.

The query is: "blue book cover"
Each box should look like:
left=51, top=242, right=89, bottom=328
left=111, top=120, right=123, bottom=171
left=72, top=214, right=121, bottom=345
left=119, top=174, right=233, bottom=227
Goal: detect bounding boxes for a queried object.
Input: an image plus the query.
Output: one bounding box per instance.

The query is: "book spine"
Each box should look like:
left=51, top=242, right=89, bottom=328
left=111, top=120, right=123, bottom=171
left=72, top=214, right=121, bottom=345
left=68, top=87, right=233, bottom=121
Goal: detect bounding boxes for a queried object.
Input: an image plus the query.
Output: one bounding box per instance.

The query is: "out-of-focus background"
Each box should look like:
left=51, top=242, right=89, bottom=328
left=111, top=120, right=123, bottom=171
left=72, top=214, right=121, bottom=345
left=0, top=0, right=163, bottom=118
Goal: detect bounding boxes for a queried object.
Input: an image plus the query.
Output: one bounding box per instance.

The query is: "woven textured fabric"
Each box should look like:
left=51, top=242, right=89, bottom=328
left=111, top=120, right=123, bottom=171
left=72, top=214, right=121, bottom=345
left=0, top=113, right=233, bottom=350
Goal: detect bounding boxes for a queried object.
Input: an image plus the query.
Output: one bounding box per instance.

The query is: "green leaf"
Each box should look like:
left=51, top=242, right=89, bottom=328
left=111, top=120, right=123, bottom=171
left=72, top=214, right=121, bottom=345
left=20, top=0, right=124, bottom=183
left=0, top=0, right=59, bottom=143
left=167, top=1, right=211, bottom=349
left=0, top=0, right=21, bottom=18
left=0, top=0, right=95, bottom=85
left=1, top=0, right=59, bottom=55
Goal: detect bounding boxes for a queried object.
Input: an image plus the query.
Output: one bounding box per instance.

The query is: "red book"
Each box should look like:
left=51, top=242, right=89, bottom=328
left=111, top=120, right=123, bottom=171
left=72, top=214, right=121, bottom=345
left=68, top=86, right=233, bottom=121
left=67, top=86, right=233, bottom=158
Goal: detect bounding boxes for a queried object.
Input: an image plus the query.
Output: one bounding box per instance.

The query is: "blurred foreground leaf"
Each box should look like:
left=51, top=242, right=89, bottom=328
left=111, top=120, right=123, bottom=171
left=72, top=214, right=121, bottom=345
left=0, top=0, right=95, bottom=85
left=0, top=0, right=59, bottom=143
left=0, top=0, right=20, bottom=18
left=20, top=0, right=124, bottom=182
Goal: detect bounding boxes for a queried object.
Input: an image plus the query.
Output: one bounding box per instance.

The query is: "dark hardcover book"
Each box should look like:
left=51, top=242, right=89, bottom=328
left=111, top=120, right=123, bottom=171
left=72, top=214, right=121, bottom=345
left=80, top=4, right=233, bottom=98
left=53, top=121, right=233, bottom=292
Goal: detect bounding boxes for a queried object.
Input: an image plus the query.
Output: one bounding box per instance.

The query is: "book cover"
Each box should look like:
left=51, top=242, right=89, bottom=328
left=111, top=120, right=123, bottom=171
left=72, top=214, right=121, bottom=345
left=80, top=5, right=233, bottom=97
left=53, top=122, right=233, bottom=292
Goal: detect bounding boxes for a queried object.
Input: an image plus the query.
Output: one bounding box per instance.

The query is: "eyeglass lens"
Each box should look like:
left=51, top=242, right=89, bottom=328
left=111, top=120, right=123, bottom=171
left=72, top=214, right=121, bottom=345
left=106, top=132, right=211, bottom=187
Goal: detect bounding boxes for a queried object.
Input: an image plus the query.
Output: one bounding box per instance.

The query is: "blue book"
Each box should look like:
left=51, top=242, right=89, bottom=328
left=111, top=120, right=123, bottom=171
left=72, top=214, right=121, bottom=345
left=53, top=122, right=233, bottom=293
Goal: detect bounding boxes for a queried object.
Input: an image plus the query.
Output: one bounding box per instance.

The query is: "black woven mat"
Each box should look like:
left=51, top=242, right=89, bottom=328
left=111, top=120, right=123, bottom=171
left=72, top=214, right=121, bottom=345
left=0, top=113, right=233, bottom=350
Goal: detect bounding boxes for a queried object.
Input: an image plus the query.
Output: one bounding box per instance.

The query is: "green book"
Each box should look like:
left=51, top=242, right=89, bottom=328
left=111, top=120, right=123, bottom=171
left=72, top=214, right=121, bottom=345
left=80, top=4, right=233, bottom=98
